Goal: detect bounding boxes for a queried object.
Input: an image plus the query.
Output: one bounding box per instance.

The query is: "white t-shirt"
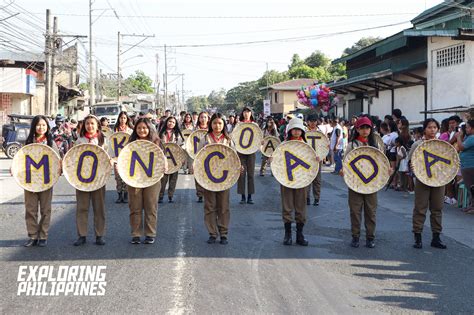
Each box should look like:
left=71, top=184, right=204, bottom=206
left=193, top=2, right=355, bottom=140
left=330, top=124, right=343, bottom=150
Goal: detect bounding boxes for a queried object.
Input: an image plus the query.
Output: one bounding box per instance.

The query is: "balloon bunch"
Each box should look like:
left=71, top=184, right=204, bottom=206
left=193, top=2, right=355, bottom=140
left=296, top=83, right=338, bottom=112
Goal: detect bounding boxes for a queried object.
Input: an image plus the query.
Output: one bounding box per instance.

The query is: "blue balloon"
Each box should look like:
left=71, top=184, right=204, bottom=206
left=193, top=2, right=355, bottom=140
left=311, top=98, right=318, bottom=106
left=310, top=89, right=317, bottom=98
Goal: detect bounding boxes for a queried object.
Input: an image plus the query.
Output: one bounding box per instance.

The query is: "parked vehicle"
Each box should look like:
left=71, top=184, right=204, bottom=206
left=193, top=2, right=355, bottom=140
left=1, top=114, right=34, bottom=159
left=90, top=102, right=136, bottom=126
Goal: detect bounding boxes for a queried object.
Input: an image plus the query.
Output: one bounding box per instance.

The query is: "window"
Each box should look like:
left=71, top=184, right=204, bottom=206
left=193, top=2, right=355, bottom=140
left=436, top=44, right=465, bottom=68
left=274, top=92, right=278, bottom=103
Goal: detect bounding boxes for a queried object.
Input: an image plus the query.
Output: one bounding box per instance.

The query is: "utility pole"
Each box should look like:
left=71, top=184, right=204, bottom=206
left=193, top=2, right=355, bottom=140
left=50, top=16, right=58, bottom=115
left=117, top=33, right=154, bottom=102
left=164, top=44, right=168, bottom=110
left=155, top=53, right=160, bottom=110
left=44, top=9, right=52, bottom=115
left=181, top=74, right=184, bottom=110
left=117, top=31, right=121, bottom=101
left=89, top=0, right=95, bottom=106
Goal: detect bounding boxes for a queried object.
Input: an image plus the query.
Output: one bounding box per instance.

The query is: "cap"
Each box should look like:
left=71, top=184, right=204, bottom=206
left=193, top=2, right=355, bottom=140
left=355, top=116, right=373, bottom=128
left=287, top=118, right=305, bottom=133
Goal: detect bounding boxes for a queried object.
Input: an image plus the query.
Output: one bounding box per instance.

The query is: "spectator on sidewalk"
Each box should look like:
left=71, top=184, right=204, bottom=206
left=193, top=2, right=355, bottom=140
left=456, top=120, right=474, bottom=213
left=330, top=118, right=344, bottom=174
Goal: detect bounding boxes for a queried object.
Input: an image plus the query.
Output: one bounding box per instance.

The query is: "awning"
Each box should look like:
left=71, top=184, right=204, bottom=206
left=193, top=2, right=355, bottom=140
left=420, top=105, right=473, bottom=114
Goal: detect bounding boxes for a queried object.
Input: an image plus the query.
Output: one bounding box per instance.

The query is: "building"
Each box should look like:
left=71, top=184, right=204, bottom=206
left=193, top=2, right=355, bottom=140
left=329, top=0, right=473, bottom=122
left=262, top=79, right=316, bottom=115
left=0, top=45, right=83, bottom=127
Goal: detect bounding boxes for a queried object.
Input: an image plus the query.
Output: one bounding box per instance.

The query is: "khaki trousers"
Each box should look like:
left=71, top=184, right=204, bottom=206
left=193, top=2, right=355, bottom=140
left=160, top=171, right=178, bottom=198
left=203, top=189, right=230, bottom=238
left=114, top=164, right=127, bottom=193
left=348, top=189, right=377, bottom=239
left=306, top=162, right=322, bottom=200
left=128, top=181, right=161, bottom=237
left=281, top=185, right=307, bottom=224
left=76, top=187, right=106, bottom=237
left=238, top=153, right=256, bottom=195
left=195, top=179, right=204, bottom=198
left=260, top=155, right=270, bottom=173
left=24, top=188, right=53, bottom=240
left=412, top=179, right=444, bottom=233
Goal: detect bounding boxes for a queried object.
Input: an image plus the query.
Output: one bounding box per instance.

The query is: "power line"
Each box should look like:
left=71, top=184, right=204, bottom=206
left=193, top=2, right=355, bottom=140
left=27, top=12, right=419, bottom=19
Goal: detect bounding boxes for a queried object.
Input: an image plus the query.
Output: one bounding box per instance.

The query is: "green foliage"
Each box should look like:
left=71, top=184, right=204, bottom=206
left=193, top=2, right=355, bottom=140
left=225, top=80, right=263, bottom=113
left=288, top=54, right=304, bottom=69
left=328, top=62, right=347, bottom=80
left=185, top=95, right=209, bottom=113
left=258, top=70, right=289, bottom=88
left=304, top=50, right=331, bottom=68
left=124, top=70, right=154, bottom=94
left=343, top=36, right=383, bottom=56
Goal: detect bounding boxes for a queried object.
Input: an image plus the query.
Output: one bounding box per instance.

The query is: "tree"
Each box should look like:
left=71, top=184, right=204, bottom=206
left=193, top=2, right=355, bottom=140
left=288, top=65, right=331, bottom=82
left=304, top=50, right=331, bottom=68
left=186, top=95, right=209, bottom=113
left=124, top=70, right=154, bottom=94
left=343, top=36, right=383, bottom=55
left=328, top=62, right=347, bottom=80
left=288, top=53, right=304, bottom=69
left=257, top=70, right=289, bottom=88
left=225, top=80, right=263, bottom=114
left=207, top=88, right=227, bottom=111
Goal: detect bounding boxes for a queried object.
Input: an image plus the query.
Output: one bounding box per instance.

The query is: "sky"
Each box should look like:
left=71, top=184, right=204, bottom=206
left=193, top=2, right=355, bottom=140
left=1, top=0, right=445, bottom=99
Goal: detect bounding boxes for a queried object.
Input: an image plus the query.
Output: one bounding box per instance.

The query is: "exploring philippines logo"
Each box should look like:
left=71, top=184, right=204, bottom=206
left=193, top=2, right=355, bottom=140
left=17, top=265, right=107, bottom=296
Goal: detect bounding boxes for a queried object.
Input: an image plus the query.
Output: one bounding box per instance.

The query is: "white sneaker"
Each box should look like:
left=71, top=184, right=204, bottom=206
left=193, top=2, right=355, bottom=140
left=449, top=198, right=457, bottom=205
left=444, top=196, right=451, bottom=204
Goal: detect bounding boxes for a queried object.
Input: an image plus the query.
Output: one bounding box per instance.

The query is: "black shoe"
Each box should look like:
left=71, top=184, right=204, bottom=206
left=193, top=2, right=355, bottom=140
left=198, top=196, right=203, bottom=203
left=220, top=237, right=228, bottom=245
left=366, top=239, right=375, bottom=248
left=413, top=233, right=422, bottom=249
left=158, top=197, right=163, bottom=204
left=247, top=198, right=254, bottom=205
left=207, top=236, right=217, bottom=244
left=122, top=192, right=128, bottom=203
left=130, top=237, right=141, bottom=244
left=240, top=195, right=246, bottom=204
left=283, top=222, right=292, bottom=245
left=37, top=239, right=47, bottom=247
left=431, top=233, right=447, bottom=249
left=144, top=236, right=155, bottom=244
left=296, top=223, right=308, bottom=246
left=259, top=172, right=264, bottom=177
left=306, top=198, right=310, bottom=206
left=74, top=236, right=86, bottom=246
left=313, top=199, right=319, bottom=206
left=350, top=236, right=360, bottom=248
left=115, top=192, right=123, bottom=203
left=168, top=197, right=174, bottom=203
left=95, top=236, right=105, bottom=245
left=24, top=239, right=38, bottom=247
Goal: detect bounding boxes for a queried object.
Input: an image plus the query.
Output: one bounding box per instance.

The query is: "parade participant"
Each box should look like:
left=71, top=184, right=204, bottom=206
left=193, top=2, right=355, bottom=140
left=181, top=113, right=194, bottom=175
left=237, top=107, right=257, bottom=204
left=158, top=116, right=184, bottom=203
left=21, top=115, right=60, bottom=247
left=226, top=115, right=236, bottom=133
left=128, top=118, right=166, bottom=244
left=280, top=118, right=309, bottom=246
left=113, top=111, right=134, bottom=203
left=198, top=113, right=237, bottom=245
left=73, top=115, right=108, bottom=246
left=306, top=114, right=323, bottom=206
left=408, top=118, right=447, bottom=249
left=194, top=112, right=209, bottom=202
left=259, top=117, right=278, bottom=177
left=340, top=116, right=382, bottom=248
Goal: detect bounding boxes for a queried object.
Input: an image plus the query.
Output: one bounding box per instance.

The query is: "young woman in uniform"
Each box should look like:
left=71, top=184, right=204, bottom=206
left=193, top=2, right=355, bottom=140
left=194, top=112, right=209, bottom=203
left=259, top=116, right=278, bottom=177
left=181, top=113, right=194, bottom=175
left=408, top=118, right=447, bottom=249
left=281, top=118, right=309, bottom=246
left=158, top=116, right=184, bottom=203
left=113, top=111, right=134, bottom=203
left=128, top=118, right=166, bottom=244
left=340, top=116, right=383, bottom=248
left=237, top=107, right=257, bottom=204
left=199, top=113, right=237, bottom=245
left=73, top=115, right=108, bottom=246
left=22, top=115, right=60, bottom=247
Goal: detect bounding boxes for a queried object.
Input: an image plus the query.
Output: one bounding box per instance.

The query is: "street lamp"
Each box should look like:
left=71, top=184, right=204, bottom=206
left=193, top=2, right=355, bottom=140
left=117, top=54, right=143, bottom=101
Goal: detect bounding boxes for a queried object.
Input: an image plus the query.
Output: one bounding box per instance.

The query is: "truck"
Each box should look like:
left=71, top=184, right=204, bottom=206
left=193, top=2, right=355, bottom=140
left=90, top=102, right=137, bottom=126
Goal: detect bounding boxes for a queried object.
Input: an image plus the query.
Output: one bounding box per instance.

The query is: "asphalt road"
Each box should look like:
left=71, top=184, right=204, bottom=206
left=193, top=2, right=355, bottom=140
left=1, top=155, right=473, bottom=314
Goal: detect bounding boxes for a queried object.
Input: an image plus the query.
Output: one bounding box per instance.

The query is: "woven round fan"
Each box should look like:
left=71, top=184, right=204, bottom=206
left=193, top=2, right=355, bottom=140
left=63, top=143, right=112, bottom=192
left=411, top=139, right=459, bottom=187
left=306, top=130, right=330, bottom=160
left=231, top=122, right=264, bottom=155
left=185, top=129, right=207, bottom=159
left=193, top=143, right=241, bottom=192
left=11, top=144, right=61, bottom=192
left=260, top=136, right=281, bottom=157
left=163, top=143, right=187, bottom=174
left=343, top=146, right=390, bottom=194
left=117, top=140, right=166, bottom=188
left=271, top=140, right=319, bottom=189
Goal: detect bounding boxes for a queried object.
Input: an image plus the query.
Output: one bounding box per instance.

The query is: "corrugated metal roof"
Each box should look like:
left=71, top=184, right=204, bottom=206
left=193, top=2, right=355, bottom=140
left=0, top=51, right=44, bottom=62
left=261, top=79, right=316, bottom=91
